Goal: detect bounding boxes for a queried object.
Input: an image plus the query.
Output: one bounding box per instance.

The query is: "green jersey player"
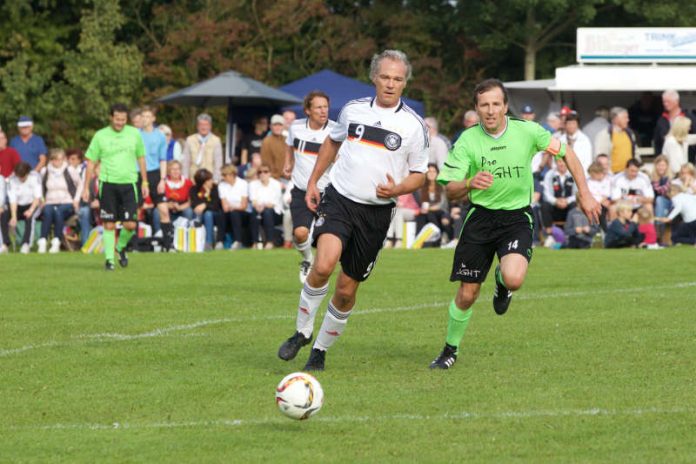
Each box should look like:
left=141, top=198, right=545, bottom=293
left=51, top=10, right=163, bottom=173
left=429, top=79, right=600, bottom=369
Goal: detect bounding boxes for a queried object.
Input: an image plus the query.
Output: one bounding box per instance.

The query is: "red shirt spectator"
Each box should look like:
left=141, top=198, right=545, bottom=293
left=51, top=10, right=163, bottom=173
left=165, top=176, right=194, bottom=204
left=0, top=131, right=21, bottom=177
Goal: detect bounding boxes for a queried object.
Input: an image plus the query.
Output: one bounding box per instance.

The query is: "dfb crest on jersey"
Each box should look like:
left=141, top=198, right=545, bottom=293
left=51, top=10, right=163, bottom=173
left=384, top=132, right=401, bottom=151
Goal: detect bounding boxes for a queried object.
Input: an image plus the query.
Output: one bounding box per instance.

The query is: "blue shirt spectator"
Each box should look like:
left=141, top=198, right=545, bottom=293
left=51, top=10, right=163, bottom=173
left=140, top=127, right=167, bottom=172
left=10, top=116, right=47, bottom=171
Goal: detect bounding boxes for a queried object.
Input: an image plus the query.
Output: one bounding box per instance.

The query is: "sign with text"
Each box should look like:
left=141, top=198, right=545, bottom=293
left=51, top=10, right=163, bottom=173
left=577, top=28, right=696, bottom=63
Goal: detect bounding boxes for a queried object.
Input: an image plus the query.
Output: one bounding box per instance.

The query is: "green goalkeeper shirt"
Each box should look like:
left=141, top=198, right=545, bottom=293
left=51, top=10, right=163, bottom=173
left=437, top=117, right=566, bottom=210
left=85, top=125, right=145, bottom=184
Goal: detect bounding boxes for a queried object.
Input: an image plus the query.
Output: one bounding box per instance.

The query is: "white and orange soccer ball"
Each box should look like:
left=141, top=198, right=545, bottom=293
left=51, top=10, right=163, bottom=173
left=275, top=372, right=324, bottom=420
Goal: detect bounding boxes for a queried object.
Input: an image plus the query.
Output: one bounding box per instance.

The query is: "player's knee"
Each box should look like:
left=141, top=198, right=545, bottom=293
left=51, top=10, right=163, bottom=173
left=311, top=260, right=335, bottom=281
left=294, top=228, right=309, bottom=244
left=503, top=273, right=525, bottom=291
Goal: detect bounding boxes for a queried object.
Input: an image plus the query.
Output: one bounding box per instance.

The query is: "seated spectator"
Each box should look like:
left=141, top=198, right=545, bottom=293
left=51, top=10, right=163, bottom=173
left=416, top=164, right=453, bottom=246
left=38, top=149, right=82, bottom=254
left=604, top=202, right=643, bottom=248
left=0, top=130, right=21, bottom=178
left=673, top=162, right=696, bottom=194
left=658, top=184, right=696, bottom=245
left=611, top=159, right=654, bottom=214
left=78, top=164, right=100, bottom=246
left=190, top=168, right=224, bottom=250
left=66, top=148, right=85, bottom=176
left=636, top=207, right=658, bottom=248
left=595, top=153, right=612, bottom=178
left=239, top=152, right=262, bottom=180
left=650, top=155, right=672, bottom=242
left=541, top=157, right=577, bottom=239
left=249, top=164, right=283, bottom=249
left=385, top=193, right=419, bottom=248
left=158, top=160, right=194, bottom=250
left=563, top=206, right=599, bottom=249
left=218, top=164, right=249, bottom=250
left=3, top=162, right=42, bottom=253
left=586, top=161, right=611, bottom=230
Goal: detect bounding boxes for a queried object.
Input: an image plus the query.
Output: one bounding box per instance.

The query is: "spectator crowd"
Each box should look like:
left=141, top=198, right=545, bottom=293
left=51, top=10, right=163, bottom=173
left=1, top=88, right=696, bottom=254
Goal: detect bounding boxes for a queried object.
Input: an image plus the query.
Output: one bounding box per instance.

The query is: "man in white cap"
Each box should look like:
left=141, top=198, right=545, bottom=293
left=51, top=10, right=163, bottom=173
left=260, top=114, right=288, bottom=179
left=10, top=116, right=47, bottom=172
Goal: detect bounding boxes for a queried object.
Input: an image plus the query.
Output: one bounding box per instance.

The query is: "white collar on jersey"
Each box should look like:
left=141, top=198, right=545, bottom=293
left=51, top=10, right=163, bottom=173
left=305, top=119, right=329, bottom=130
left=370, top=98, right=404, bottom=113
left=480, top=116, right=508, bottom=140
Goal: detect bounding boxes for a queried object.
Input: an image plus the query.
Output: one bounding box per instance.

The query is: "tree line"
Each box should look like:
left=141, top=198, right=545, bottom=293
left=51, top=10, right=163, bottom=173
left=1, top=0, right=694, bottom=147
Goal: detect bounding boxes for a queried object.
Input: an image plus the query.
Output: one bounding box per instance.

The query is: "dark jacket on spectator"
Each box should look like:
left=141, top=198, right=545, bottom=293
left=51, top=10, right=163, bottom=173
left=653, top=110, right=696, bottom=159
left=604, top=219, right=643, bottom=248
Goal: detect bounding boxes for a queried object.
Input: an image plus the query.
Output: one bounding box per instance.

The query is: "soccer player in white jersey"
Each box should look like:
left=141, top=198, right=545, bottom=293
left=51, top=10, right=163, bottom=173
left=283, top=91, right=337, bottom=283
left=277, top=50, right=429, bottom=371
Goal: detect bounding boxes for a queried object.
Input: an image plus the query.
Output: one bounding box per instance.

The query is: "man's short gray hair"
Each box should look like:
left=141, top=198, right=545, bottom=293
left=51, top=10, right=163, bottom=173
left=369, top=49, right=412, bottom=81
left=424, top=116, right=438, bottom=131
left=610, top=106, right=627, bottom=121
left=197, top=113, right=212, bottom=124
left=662, top=89, right=680, bottom=102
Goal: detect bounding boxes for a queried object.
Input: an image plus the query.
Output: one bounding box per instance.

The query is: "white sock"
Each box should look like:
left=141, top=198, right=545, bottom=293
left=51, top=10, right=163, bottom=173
left=313, top=301, right=352, bottom=351
left=296, top=238, right=313, bottom=262
left=296, top=282, right=329, bottom=338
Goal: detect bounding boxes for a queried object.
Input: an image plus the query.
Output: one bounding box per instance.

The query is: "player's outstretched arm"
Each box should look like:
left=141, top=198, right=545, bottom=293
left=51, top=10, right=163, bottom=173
left=305, top=138, right=341, bottom=212
left=563, top=145, right=601, bottom=224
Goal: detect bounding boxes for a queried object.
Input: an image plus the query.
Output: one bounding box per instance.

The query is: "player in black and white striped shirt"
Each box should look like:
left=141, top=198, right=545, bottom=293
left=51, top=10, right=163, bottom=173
left=283, top=91, right=338, bottom=283
left=277, top=50, right=429, bottom=371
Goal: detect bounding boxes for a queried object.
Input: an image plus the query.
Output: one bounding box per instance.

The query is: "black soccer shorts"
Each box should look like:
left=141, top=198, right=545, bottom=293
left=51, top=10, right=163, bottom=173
left=290, top=186, right=317, bottom=231
left=312, top=184, right=393, bottom=282
left=450, top=204, right=534, bottom=283
left=99, top=181, right=139, bottom=223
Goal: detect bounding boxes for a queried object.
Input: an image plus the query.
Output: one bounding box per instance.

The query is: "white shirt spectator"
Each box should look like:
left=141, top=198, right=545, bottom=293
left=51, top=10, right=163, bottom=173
left=542, top=168, right=577, bottom=205
left=249, top=177, right=283, bottom=215
left=587, top=176, right=612, bottom=203
left=558, top=130, right=592, bottom=174
left=611, top=171, right=654, bottom=205
left=582, top=116, right=610, bottom=154
left=218, top=178, right=248, bottom=210
left=662, top=134, right=696, bottom=174
left=7, top=174, right=42, bottom=206
left=428, top=133, right=449, bottom=169
left=667, top=192, right=696, bottom=222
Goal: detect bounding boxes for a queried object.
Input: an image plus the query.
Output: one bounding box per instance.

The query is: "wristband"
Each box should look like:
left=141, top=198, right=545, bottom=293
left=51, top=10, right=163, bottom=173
left=142, top=181, right=150, bottom=186
left=466, top=178, right=472, bottom=189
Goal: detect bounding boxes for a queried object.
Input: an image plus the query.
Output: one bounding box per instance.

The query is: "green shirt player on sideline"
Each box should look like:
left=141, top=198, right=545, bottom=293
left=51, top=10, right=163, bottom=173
left=429, top=79, right=601, bottom=370
left=82, top=103, right=148, bottom=271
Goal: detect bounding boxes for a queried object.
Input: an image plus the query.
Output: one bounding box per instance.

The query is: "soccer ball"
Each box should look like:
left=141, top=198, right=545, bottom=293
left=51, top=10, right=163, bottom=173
left=275, top=372, right=324, bottom=420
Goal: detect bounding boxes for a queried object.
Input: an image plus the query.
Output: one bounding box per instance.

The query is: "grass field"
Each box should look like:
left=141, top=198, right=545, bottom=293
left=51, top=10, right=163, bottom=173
left=1, top=247, right=695, bottom=463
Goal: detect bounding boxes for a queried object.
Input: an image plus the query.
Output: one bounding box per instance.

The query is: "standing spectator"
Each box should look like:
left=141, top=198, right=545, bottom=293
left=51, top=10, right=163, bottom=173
left=282, top=110, right=296, bottom=138
left=653, top=89, right=696, bottom=160
left=140, top=106, right=168, bottom=230
left=594, top=107, right=637, bottom=174
left=158, top=160, right=194, bottom=251
left=650, top=155, right=672, bottom=241
left=659, top=184, right=696, bottom=245
left=5, top=162, right=42, bottom=253
left=586, top=161, right=612, bottom=230
left=545, top=113, right=562, bottom=133
left=582, top=106, right=610, bottom=153
left=385, top=193, right=419, bottom=248
left=557, top=112, right=592, bottom=174
left=611, top=159, right=654, bottom=213
left=78, top=164, right=100, bottom=246
left=240, top=116, right=268, bottom=166
left=38, top=149, right=82, bottom=253
left=181, top=113, right=223, bottom=182
left=662, top=116, right=696, bottom=174
left=190, top=168, right=224, bottom=250
left=424, top=117, right=450, bottom=169
left=130, top=107, right=143, bottom=129
left=628, top=91, right=661, bottom=147
left=520, top=104, right=536, bottom=122
left=604, top=202, right=643, bottom=248
left=81, top=103, right=148, bottom=270
left=158, top=124, right=182, bottom=162
left=218, top=164, right=249, bottom=249
left=261, top=115, right=287, bottom=179
left=0, top=131, right=21, bottom=178
left=248, top=164, right=283, bottom=249
left=451, top=110, right=479, bottom=145
left=10, top=116, right=47, bottom=173
left=673, top=162, right=696, bottom=194
left=541, top=156, right=577, bottom=239
left=0, top=171, right=6, bottom=253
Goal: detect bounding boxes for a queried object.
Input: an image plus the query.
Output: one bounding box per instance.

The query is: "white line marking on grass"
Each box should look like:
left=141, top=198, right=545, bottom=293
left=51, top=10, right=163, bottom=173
left=5, top=406, right=693, bottom=432
left=1, top=281, right=694, bottom=359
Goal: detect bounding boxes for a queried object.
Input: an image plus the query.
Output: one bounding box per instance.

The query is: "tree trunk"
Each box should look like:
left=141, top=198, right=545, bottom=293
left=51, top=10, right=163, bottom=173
left=524, top=44, right=536, bottom=81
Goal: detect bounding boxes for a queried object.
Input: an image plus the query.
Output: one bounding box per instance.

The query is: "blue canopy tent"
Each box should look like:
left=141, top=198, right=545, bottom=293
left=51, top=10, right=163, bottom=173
left=279, top=69, right=425, bottom=119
